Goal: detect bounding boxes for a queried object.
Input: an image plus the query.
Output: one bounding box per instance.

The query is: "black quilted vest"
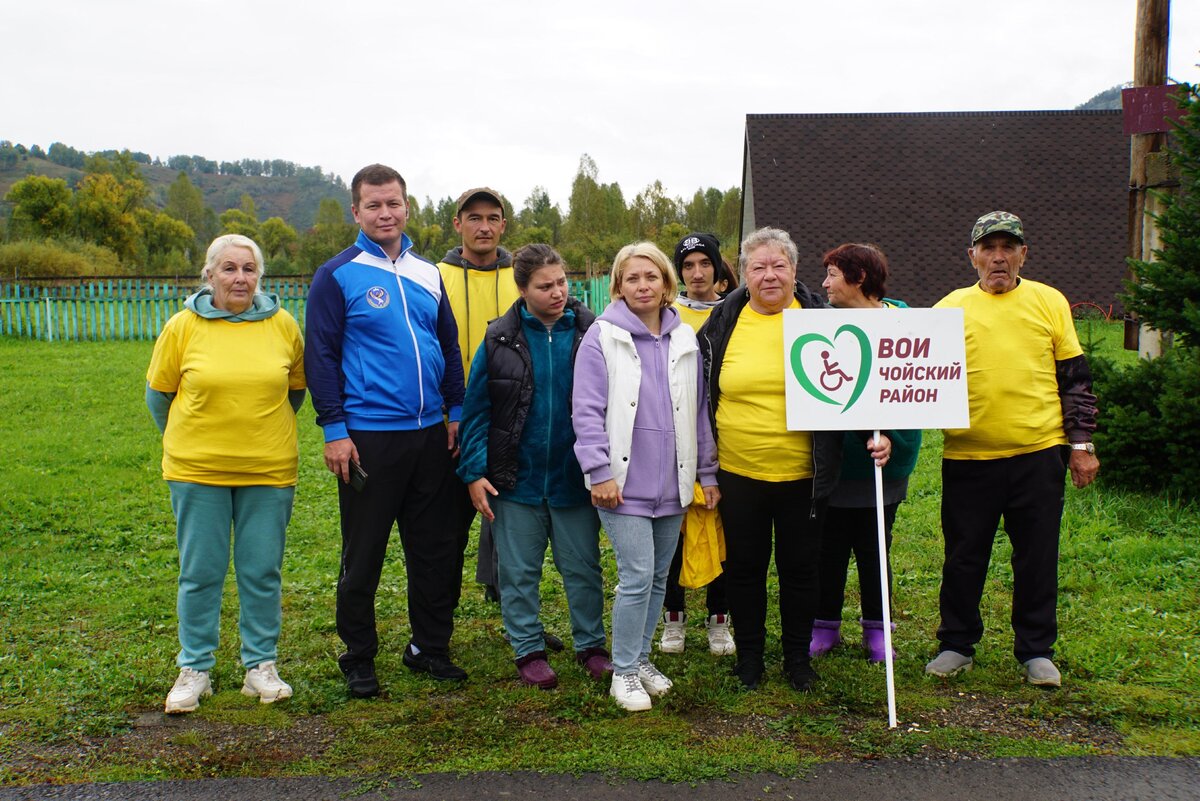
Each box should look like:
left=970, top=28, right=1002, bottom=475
left=484, top=298, right=595, bottom=489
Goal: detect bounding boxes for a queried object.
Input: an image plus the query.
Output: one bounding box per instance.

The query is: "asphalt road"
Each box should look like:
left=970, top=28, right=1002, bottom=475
left=1, top=758, right=1198, bottom=801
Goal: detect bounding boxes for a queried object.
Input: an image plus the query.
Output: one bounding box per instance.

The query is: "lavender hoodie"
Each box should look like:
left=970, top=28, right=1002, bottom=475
left=572, top=299, right=718, bottom=518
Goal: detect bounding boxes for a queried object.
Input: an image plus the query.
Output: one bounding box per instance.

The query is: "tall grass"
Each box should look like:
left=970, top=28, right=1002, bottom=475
left=0, top=323, right=1196, bottom=785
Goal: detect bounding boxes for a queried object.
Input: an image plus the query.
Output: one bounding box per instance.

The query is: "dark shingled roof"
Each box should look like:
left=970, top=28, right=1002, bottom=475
left=742, top=111, right=1127, bottom=310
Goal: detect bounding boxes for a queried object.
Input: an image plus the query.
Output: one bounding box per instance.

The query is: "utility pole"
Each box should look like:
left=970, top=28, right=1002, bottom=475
left=1126, top=0, right=1173, bottom=357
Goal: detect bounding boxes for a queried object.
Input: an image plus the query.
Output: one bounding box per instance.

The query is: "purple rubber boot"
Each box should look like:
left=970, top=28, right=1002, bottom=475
left=861, top=619, right=897, bottom=663
left=809, top=619, right=842, bottom=658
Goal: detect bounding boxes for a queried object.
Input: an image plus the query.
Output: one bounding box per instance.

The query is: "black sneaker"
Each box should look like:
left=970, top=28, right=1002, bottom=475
left=784, top=654, right=818, bottom=692
left=403, top=645, right=468, bottom=681
left=732, top=655, right=765, bottom=690
left=343, top=661, right=380, bottom=698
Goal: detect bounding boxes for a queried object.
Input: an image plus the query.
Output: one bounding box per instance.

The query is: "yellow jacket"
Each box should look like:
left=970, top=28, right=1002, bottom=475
left=680, top=483, right=725, bottom=588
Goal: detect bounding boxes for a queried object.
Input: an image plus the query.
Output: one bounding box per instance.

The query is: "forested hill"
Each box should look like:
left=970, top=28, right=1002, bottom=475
left=1075, top=83, right=1126, bottom=111
left=2, top=143, right=740, bottom=278
left=0, top=142, right=349, bottom=230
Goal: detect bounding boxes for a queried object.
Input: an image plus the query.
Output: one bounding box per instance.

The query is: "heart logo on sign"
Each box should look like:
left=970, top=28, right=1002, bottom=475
left=789, top=324, right=873, bottom=413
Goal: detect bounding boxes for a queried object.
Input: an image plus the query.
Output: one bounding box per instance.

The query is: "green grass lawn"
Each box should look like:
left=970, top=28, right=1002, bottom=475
left=0, top=323, right=1196, bottom=785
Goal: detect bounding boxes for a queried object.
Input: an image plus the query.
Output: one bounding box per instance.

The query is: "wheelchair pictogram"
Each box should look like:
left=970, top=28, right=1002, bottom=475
left=818, top=350, right=854, bottom=392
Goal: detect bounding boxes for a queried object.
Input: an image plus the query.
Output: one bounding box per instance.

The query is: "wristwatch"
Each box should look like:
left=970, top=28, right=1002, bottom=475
left=1070, top=442, right=1096, bottom=454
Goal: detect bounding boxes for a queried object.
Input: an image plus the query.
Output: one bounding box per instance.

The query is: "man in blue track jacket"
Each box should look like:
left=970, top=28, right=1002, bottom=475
left=305, top=164, right=468, bottom=697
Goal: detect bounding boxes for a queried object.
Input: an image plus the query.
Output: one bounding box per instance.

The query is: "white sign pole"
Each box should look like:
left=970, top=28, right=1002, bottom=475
left=874, top=428, right=898, bottom=729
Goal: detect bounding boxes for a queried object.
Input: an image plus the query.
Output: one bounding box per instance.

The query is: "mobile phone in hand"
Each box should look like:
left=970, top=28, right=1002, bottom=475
left=349, top=460, right=368, bottom=492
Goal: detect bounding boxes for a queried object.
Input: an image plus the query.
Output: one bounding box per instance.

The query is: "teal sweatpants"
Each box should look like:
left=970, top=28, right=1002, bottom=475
left=168, top=481, right=294, bottom=671
left=492, top=498, right=606, bottom=659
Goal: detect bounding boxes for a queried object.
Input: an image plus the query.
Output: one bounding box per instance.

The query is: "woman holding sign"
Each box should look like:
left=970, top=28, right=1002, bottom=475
left=810, top=243, right=922, bottom=663
left=697, top=227, right=890, bottom=692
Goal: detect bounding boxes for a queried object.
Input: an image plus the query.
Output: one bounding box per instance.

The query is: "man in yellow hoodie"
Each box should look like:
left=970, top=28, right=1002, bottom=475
left=437, top=189, right=563, bottom=650
left=438, top=188, right=521, bottom=382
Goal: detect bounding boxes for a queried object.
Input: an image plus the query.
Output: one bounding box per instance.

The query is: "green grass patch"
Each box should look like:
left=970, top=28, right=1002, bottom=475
left=0, top=322, right=1197, bottom=785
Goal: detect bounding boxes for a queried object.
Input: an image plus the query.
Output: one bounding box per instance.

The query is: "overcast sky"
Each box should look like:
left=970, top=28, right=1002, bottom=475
left=3, top=0, right=1198, bottom=211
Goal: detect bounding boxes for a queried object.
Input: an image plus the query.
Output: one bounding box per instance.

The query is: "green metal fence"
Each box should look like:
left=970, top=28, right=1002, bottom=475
left=0, top=279, right=310, bottom=341
left=574, top=276, right=609, bottom=316
left=0, top=276, right=610, bottom=342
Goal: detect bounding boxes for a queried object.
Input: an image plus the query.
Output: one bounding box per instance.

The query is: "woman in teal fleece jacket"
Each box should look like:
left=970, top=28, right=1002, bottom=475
left=456, top=244, right=610, bottom=690
left=812, top=243, right=922, bottom=662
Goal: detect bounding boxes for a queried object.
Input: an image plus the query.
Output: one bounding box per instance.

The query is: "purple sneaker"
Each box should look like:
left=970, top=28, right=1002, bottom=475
left=515, top=651, right=557, bottom=689
left=576, top=646, right=613, bottom=680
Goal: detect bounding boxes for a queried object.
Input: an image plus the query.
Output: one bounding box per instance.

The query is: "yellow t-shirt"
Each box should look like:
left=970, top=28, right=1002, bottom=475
left=935, top=279, right=1082, bottom=460
left=437, top=262, right=521, bottom=381
left=716, top=300, right=813, bottom=481
left=673, top=299, right=713, bottom=333
left=147, top=309, right=306, bottom=487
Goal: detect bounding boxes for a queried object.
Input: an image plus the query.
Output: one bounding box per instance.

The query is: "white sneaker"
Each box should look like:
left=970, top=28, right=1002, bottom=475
left=241, top=660, right=293, bottom=703
left=1023, top=657, right=1062, bottom=687
left=165, top=667, right=211, bottom=714
left=925, top=650, right=973, bottom=678
left=636, top=658, right=673, bottom=697
left=706, top=614, right=736, bottom=656
left=659, top=612, right=686, bottom=654
left=610, top=671, right=652, bottom=711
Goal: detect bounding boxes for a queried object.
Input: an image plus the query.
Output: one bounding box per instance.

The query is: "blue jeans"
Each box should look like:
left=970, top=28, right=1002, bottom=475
left=169, top=481, right=294, bottom=671
left=493, top=498, right=606, bottom=658
left=598, top=510, right=683, bottom=674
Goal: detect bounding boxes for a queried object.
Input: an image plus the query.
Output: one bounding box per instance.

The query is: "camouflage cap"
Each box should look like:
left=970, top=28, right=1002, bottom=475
left=970, top=211, right=1024, bottom=245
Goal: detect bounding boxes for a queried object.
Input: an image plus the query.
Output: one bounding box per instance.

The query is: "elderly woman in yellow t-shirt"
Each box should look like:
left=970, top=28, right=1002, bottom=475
left=146, top=234, right=306, bottom=714
left=697, top=227, right=890, bottom=692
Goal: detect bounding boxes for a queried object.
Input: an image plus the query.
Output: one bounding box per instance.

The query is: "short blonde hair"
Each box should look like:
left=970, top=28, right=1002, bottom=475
left=609, top=242, right=678, bottom=308
left=201, top=234, right=265, bottom=291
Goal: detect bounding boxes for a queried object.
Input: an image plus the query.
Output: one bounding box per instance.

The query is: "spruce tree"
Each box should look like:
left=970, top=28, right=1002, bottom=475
left=1096, top=82, right=1200, bottom=497
left=1124, top=82, right=1200, bottom=347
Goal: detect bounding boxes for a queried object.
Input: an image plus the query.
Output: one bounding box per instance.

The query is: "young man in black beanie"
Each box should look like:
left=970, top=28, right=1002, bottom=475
left=659, top=232, right=736, bottom=657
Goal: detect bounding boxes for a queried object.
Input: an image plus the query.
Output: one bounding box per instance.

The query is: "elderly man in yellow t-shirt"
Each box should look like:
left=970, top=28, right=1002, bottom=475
left=927, top=211, right=1101, bottom=688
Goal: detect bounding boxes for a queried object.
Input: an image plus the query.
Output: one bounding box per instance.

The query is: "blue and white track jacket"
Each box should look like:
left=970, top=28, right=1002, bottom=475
left=305, top=230, right=464, bottom=442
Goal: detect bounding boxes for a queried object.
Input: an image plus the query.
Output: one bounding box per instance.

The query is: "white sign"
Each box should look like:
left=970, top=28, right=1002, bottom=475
left=783, top=308, right=969, bottom=431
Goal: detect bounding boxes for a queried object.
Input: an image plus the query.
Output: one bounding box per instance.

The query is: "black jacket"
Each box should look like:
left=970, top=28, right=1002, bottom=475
left=697, top=280, right=849, bottom=501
